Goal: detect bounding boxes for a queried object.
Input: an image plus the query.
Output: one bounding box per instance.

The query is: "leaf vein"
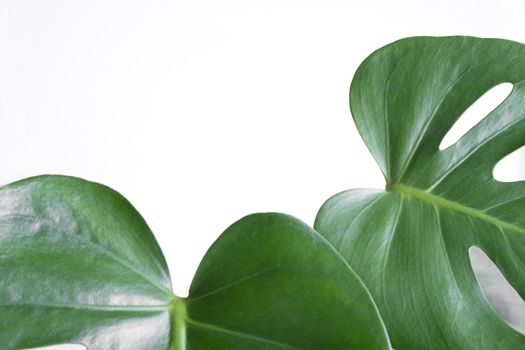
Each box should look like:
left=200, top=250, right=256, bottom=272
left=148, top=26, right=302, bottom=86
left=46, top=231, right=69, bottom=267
left=186, top=318, right=301, bottom=349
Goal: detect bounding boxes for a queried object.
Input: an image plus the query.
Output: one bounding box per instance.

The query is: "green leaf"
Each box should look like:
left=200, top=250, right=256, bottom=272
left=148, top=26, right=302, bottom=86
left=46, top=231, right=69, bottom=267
left=0, top=175, right=390, bottom=349
left=315, top=36, right=525, bottom=349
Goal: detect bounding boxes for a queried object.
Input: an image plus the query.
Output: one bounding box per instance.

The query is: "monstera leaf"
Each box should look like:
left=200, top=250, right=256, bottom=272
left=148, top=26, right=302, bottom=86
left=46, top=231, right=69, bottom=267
left=0, top=175, right=390, bottom=349
left=315, top=36, right=525, bottom=349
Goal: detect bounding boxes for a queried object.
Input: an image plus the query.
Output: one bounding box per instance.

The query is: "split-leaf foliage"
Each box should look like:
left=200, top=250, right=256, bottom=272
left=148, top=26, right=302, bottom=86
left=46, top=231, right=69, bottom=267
left=0, top=176, right=389, bottom=349
left=316, top=36, right=525, bottom=349
left=2, top=36, right=525, bottom=350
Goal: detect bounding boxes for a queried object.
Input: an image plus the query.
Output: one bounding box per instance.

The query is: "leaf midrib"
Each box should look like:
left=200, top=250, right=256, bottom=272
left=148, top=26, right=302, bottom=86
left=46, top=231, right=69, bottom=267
left=185, top=319, right=300, bottom=349
left=0, top=302, right=170, bottom=312
left=389, top=183, right=525, bottom=235
left=170, top=298, right=299, bottom=350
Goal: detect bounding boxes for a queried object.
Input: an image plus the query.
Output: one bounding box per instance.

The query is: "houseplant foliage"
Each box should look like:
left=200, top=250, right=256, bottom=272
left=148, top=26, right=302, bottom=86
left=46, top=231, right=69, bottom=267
left=0, top=175, right=390, bottom=349
left=315, top=36, right=525, bottom=349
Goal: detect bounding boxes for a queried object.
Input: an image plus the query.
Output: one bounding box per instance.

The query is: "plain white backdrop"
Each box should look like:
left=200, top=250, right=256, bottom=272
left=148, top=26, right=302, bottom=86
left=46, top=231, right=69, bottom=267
left=1, top=1, right=525, bottom=348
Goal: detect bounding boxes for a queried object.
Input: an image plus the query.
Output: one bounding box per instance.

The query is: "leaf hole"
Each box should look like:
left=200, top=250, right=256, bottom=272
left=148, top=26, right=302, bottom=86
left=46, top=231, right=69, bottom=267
left=20, top=345, right=86, bottom=350
left=469, top=246, right=525, bottom=334
left=493, top=145, right=525, bottom=182
left=439, top=83, right=513, bottom=150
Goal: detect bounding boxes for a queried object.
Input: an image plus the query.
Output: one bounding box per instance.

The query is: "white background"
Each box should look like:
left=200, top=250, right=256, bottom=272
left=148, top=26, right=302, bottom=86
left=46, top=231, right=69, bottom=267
left=1, top=1, right=525, bottom=349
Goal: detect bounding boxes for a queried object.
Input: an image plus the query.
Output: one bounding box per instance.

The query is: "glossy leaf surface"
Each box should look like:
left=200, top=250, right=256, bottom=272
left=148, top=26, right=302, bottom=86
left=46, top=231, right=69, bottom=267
left=315, top=36, right=525, bottom=349
left=0, top=175, right=390, bottom=349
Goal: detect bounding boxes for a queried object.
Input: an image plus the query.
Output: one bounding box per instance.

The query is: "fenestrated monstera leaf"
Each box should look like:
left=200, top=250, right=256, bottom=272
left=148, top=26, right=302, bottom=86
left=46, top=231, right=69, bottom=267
left=0, top=175, right=391, bottom=350
left=315, top=36, right=525, bottom=349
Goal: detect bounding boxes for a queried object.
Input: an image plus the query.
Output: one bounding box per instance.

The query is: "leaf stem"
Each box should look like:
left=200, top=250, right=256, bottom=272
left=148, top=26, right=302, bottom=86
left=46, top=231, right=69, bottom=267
left=171, top=296, right=187, bottom=350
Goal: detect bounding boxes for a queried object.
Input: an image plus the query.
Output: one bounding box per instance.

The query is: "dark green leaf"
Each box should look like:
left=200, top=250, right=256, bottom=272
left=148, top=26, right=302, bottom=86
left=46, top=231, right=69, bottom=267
left=315, top=36, right=525, bottom=349
left=0, top=175, right=390, bottom=349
